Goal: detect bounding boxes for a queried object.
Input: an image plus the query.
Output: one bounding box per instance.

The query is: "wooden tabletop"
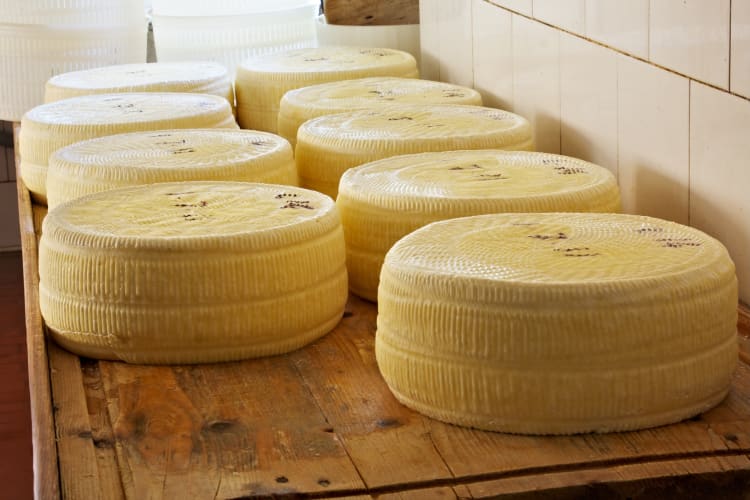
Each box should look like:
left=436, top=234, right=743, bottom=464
left=15, top=138, right=750, bottom=498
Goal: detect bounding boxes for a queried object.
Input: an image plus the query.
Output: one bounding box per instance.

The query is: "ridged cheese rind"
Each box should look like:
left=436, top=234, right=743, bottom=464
left=46, top=129, right=297, bottom=208
left=376, top=212, right=738, bottom=434
left=277, top=77, right=482, bottom=147
left=337, top=150, right=621, bottom=301
left=39, top=181, right=348, bottom=364
left=44, top=62, right=234, bottom=106
left=19, top=92, right=238, bottom=204
left=235, top=46, right=419, bottom=132
left=297, top=104, right=535, bottom=199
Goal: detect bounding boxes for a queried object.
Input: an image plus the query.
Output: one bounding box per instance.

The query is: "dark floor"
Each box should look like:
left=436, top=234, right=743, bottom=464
left=0, top=251, right=34, bottom=499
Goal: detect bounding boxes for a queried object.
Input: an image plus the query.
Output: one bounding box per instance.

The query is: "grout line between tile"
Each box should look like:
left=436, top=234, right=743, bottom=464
left=484, top=0, right=750, bottom=103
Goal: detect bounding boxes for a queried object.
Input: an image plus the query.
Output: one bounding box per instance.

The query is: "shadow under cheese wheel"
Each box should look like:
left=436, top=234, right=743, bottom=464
left=376, top=212, right=738, bottom=434
left=39, top=181, right=348, bottom=364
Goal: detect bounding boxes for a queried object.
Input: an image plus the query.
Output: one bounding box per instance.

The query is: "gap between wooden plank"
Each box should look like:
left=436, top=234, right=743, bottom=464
left=14, top=122, right=61, bottom=500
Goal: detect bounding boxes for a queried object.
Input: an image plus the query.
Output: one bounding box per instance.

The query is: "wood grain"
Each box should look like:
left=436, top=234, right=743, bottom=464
left=15, top=122, right=60, bottom=500
left=16, top=162, right=750, bottom=498
left=323, top=0, right=419, bottom=25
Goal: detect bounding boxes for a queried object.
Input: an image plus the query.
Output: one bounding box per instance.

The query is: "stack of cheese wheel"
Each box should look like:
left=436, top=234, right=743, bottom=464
left=46, top=129, right=297, bottom=209
left=44, top=62, right=235, bottom=109
left=277, top=77, right=483, bottom=147
left=235, top=46, right=419, bottom=133
left=296, top=104, right=534, bottom=199
left=376, top=212, right=739, bottom=434
left=39, top=181, right=348, bottom=364
left=337, top=150, right=622, bottom=301
left=19, top=92, right=237, bottom=204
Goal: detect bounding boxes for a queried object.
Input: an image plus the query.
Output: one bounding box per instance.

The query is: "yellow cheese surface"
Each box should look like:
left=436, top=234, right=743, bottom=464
left=46, top=128, right=297, bottom=208
left=337, top=150, right=621, bottom=300
left=376, top=212, right=738, bottom=434
left=296, top=104, right=534, bottom=198
left=39, top=181, right=347, bottom=364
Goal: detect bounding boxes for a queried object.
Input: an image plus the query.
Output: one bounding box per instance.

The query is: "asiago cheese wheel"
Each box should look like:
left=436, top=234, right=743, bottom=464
left=39, top=181, right=348, bottom=364
left=376, top=212, right=739, bottom=434
left=19, top=92, right=238, bottom=204
left=277, top=77, right=482, bottom=147
left=44, top=62, right=235, bottom=107
left=235, top=46, right=419, bottom=133
left=46, top=129, right=297, bottom=209
left=337, top=150, right=621, bottom=301
left=297, top=104, right=534, bottom=199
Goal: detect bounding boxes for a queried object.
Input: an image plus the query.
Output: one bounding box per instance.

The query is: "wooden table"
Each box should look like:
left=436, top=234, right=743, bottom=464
left=14, top=127, right=750, bottom=499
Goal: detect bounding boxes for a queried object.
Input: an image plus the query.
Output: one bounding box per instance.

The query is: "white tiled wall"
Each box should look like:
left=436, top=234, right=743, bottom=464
left=420, top=0, right=750, bottom=304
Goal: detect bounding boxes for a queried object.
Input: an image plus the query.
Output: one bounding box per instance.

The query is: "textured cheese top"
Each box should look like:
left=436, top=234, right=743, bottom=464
left=20, top=93, right=237, bottom=163
left=44, top=62, right=233, bottom=103
left=50, top=129, right=291, bottom=179
left=339, top=150, right=620, bottom=213
left=298, top=104, right=533, bottom=151
left=385, top=212, right=735, bottom=288
left=281, top=77, right=482, bottom=114
left=45, top=182, right=337, bottom=250
left=46, top=129, right=296, bottom=208
left=237, top=46, right=419, bottom=81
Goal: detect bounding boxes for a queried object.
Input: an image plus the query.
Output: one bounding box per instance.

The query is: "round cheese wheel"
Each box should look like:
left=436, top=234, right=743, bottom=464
left=46, top=129, right=297, bottom=208
left=337, top=150, right=621, bottom=301
left=44, top=62, right=234, bottom=107
left=39, top=181, right=348, bottom=364
left=19, top=92, right=238, bottom=204
left=277, top=77, right=482, bottom=147
left=376, top=212, right=738, bottom=434
left=296, top=104, right=534, bottom=199
left=235, top=46, right=419, bottom=133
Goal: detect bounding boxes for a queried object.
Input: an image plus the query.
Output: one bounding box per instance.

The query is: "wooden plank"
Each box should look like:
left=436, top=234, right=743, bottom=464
left=48, top=343, right=105, bottom=500
left=80, top=358, right=126, bottom=500
left=97, top=353, right=366, bottom=499
left=15, top=122, right=61, bottom=500
left=425, top=362, right=750, bottom=484
left=288, top=296, right=456, bottom=489
left=323, top=0, right=419, bottom=25
left=464, top=454, right=750, bottom=499
left=739, top=304, right=749, bottom=365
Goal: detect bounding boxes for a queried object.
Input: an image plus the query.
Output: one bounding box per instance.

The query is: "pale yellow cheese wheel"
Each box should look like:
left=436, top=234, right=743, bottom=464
left=376, top=212, right=739, bottom=434
left=296, top=104, right=535, bottom=199
left=44, top=62, right=235, bottom=107
left=46, top=129, right=297, bottom=208
left=39, top=181, right=348, bottom=364
left=19, top=92, right=238, bottom=204
left=235, top=46, right=419, bottom=133
left=277, top=77, right=482, bottom=147
left=337, top=150, right=621, bottom=301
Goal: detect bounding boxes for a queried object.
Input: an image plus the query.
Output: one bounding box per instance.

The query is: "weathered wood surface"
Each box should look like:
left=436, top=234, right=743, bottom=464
left=323, top=0, right=419, bottom=25
left=15, top=123, right=61, bottom=500
left=18, top=177, right=750, bottom=499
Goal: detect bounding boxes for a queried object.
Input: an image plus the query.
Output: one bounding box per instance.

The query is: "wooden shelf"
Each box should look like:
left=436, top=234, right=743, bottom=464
left=15, top=130, right=750, bottom=498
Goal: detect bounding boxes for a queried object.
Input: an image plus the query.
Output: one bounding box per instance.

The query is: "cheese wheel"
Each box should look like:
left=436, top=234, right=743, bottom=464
left=46, top=129, right=297, bottom=209
left=39, top=181, right=348, bottom=364
left=277, top=77, right=482, bottom=147
left=235, top=46, right=419, bottom=133
left=44, top=62, right=235, bottom=107
left=297, top=104, right=535, bottom=199
left=376, top=212, right=739, bottom=434
left=19, top=92, right=238, bottom=204
left=338, top=150, right=621, bottom=301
